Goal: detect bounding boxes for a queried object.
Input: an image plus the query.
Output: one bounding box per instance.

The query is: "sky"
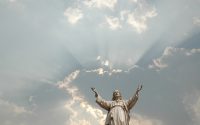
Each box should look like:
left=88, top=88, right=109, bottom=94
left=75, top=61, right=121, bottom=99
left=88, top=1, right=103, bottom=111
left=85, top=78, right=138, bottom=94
left=0, top=0, right=200, bottom=125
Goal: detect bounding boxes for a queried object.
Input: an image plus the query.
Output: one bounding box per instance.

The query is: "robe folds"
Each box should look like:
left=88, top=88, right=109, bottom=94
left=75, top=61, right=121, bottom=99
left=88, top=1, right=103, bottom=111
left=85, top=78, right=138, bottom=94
left=96, top=95, right=138, bottom=125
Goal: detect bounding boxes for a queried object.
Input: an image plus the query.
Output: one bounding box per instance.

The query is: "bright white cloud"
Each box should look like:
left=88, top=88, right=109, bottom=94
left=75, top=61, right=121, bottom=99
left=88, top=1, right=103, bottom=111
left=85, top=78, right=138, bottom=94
left=64, top=7, right=83, bottom=24
left=96, top=56, right=112, bottom=68
left=117, top=0, right=158, bottom=33
left=67, top=0, right=157, bottom=33
left=57, top=70, right=106, bottom=125
left=83, top=0, right=117, bottom=10
left=148, top=59, right=168, bottom=70
left=105, top=16, right=122, bottom=30
left=96, top=56, right=101, bottom=61
left=86, top=68, right=122, bottom=75
left=162, top=46, right=175, bottom=56
left=148, top=47, right=171, bottom=70
left=149, top=47, right=200, bottom=70
left=112, top=69, right=122, bottom=73
left=126, top=7, right=157, bottom=33
left=130, top=0, right=138, bottom=3
left=193, top=17, right=200, bottom=26
left=86, top=68, right=106, bottom=75
left=104, top=60, right=110, bottom=66
left=127, top=13, right=147, bottom=33
left=86, top=57, right=123, bottom=75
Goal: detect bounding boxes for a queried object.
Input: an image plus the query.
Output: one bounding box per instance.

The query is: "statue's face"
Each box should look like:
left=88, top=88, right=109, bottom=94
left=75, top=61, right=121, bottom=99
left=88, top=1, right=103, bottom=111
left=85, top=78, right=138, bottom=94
left=113, top=90, right=121, bottom=99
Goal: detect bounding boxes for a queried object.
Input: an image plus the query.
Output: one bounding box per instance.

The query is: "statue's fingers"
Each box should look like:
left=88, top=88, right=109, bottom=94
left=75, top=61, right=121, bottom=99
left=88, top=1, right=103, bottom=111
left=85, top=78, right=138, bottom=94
left=139, top=85, right=142, bottom=91
left=137, top=84, right=140, bottom=89
left=91, top=87, right=95, bottom=92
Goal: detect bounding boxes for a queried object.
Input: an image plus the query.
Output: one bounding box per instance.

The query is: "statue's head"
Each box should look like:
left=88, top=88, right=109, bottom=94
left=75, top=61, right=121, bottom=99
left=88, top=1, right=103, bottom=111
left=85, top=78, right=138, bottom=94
left=112, top=90, right=122, bottom=101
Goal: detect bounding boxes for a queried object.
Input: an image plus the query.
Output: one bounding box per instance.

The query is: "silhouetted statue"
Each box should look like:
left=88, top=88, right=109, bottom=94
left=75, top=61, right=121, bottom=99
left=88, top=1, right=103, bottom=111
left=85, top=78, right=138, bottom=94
left=91, top=85, right=142, bottom=125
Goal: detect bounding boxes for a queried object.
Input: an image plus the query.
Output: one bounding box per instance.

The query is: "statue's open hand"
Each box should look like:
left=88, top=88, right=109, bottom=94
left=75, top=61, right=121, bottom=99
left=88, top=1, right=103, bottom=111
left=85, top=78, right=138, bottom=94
left=136, top=84, right=142, bottom=94
left=91, top=87, right=98, bottom=97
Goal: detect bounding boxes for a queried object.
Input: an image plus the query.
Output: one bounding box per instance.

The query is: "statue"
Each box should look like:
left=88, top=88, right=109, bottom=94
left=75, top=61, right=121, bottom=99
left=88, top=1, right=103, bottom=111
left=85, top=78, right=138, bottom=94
left=91, top=85, right=142, bottom=125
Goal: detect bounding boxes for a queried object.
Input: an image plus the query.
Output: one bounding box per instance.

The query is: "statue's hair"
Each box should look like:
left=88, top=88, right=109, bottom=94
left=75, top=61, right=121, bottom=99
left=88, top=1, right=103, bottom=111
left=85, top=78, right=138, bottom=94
left=112, top=90, right=122, bottom=101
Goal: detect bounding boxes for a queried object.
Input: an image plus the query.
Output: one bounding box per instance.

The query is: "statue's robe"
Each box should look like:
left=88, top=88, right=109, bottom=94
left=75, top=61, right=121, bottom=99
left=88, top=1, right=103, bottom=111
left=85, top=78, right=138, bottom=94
left=96, top=95, right=138, bottom=125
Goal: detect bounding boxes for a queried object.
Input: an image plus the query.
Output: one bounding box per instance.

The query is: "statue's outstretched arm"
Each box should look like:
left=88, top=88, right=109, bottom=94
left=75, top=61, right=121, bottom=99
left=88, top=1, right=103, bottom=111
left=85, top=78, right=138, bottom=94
left=91, top=87, right=111, bottom=111
left=126, top=84, right=142, bottom=110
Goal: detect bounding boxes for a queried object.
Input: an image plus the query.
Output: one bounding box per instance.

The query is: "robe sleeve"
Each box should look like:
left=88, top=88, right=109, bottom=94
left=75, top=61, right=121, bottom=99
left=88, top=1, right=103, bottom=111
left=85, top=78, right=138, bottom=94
left=96, top=96, right=111, bottom=111
left=126, top=94, right=138, bottom=110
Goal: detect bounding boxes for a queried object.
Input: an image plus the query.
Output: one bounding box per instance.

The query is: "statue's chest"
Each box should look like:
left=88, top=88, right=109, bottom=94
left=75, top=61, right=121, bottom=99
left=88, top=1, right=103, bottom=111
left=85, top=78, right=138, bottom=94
left=111, top=101, right=124, bottom=107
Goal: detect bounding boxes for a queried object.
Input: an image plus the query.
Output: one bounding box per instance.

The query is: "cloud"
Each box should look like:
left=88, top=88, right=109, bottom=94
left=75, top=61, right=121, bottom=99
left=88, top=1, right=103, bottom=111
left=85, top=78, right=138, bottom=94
left=148, top=46, right=172, bottom=70
left=85, top=56, right=141, bottom=75
left=183, top=91, right=200, bottom=125
left=96, top=56, right=113, bottom=68
left=86, top=68, right=122, bottom=75
left=96, top=56, right=112, bottom=68
left=185, top=48, right=200, bottom=56
left=96, top=56, right=101, bottom=61
left=57, top=70, right=106, bottom=125
left=116, top=0, right=158, bottom=33
left=148, top=59, right=168, bottom=70
left=94, top=0, right=158, bottom=32
left=105, top=16, right=122, bottom=30
left=86, top=68, right=105, bottom=75
left=126, top=7, right=157, bottom=33
left=0, top=99, right=32, bottom=115
left=83, top=0, right=117, bottom=10
left=149, top=47, right=200, bottom=70
left=0, top=98, right=33, bottom=125
left=129, top=0, right=138, bottom=3
left=64, top=7, right=83, bottom=24
left=85, top=56, right=124, bottom=75
left=193, top=17, right=200, bottom=26
left=62, top=0, right=157, bottom=33
left=120, top=10, right=130, bottom=21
